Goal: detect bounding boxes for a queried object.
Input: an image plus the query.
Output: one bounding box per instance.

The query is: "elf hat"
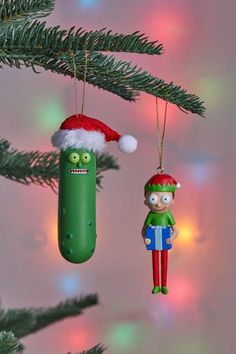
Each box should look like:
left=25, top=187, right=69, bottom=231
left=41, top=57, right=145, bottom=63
left=145, top=173, right=181, bottom=193
left=51, top=114, right=138, bottom=153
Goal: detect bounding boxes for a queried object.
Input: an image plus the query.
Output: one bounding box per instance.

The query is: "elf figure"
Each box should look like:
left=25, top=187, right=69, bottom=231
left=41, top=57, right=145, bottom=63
left=142, top=173, right=181, bottom=295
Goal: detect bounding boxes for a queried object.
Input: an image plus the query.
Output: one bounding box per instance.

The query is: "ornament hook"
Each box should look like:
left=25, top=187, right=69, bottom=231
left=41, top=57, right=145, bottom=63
left=156, top=166, right=164, bottom=174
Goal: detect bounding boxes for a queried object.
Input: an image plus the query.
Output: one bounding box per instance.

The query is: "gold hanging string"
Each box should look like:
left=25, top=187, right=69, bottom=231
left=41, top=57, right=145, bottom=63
left=71, top=50, right=89, bottom=116
left=71, top=52, right=79, bottom=116
left=156, top=97, right=168, bottom=173
left=81, top=50, right=89, bottom=115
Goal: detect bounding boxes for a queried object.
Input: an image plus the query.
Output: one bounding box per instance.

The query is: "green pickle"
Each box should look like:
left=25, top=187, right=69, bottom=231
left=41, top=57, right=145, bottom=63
left=58, top=148, right=96, bottom=263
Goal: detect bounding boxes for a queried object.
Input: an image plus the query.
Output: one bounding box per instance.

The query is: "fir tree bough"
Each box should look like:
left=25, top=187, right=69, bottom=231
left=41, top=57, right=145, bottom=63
left=0, top=295, right=102, bottom=354
left=67, top=344, right=107, bottom=354
left=0, top=294, right=98, bottom=338
left=0, top=331, right=24, bottom=354
left=0, top=0, right=206, bottom=116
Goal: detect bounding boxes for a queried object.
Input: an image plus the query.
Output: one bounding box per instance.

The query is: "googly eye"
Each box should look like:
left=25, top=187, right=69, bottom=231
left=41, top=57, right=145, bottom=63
left=161, top=194, right=171, bottom=205
left=81, top=152, right=91, bottom=164
left=68, top=152, right=80, bottom=164
left=147, top=193, right=158, bottom=205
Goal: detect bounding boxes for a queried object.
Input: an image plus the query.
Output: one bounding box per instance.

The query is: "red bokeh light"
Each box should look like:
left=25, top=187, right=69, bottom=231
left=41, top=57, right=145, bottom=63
left=168, top=276, right=198, bottom=311
left=136, top=95, right=180, bottom=132
left=64, top=325, right=94, bottom=351
left=141, top=7, right=193, bottom=50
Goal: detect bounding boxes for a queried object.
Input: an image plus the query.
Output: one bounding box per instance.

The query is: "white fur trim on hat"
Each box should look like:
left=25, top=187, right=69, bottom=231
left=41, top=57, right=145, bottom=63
left=176, top=182, right=181, bottom=189
left=118, top=135, right=138, bottom=153
left=51, top=128, right=106, bottom=152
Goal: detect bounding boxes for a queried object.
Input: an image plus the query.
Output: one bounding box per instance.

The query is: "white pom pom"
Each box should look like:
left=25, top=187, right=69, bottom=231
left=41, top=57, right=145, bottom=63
left=118, top=135, right=138, bottom=153
left=176, top=182, right=181, bottom=189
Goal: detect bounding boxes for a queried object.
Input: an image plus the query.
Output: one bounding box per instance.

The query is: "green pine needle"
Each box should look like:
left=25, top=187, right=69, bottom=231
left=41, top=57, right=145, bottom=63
left=0, top=50, right=205, bottom=115
left=0, top=0, right=55, bottom=28
left=0, top=331, right=24, bottom=353
left=0, top=138, right=119, bottom=190
left=0, top=19, right=164, bottom=54
left=0, top=294, right=99, bottom=339
left=67, top=344, right=107, bottom=354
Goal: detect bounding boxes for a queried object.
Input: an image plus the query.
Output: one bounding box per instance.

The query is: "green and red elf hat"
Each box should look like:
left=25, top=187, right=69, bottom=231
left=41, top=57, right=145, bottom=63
left=51, top=114, right=138, bottom=153
left=145, top=173, right=181, bottom=193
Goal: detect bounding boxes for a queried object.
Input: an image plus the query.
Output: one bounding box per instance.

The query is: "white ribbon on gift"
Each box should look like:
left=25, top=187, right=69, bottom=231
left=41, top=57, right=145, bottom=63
left=154, top=226, right=164, bottom=250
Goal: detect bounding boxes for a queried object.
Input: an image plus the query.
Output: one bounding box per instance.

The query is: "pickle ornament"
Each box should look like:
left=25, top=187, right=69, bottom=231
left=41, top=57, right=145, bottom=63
left=52, top=113, right=137, bottom=263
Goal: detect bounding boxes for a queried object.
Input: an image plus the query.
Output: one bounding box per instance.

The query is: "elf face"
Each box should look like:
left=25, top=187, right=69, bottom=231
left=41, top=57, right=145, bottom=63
left=145, top=191, right=174, bottom=213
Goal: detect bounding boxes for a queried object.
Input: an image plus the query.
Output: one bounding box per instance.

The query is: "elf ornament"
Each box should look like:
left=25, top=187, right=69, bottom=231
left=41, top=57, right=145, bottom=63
left=52, top=113, right=137, bottom=263
left=142, top=173, right=180, bottom=295
left=142, top=99, right=181, bottom=295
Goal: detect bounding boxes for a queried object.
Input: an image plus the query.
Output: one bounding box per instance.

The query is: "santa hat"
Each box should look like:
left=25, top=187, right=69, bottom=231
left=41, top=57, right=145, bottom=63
left=51, top=114, right=138, bottom=153
left=145, top=173, right=181, bottom=193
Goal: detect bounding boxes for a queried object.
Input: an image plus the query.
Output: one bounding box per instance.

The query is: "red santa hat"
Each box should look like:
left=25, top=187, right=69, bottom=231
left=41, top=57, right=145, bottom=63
left=145, top=173, right=181, bottom=192
left=51, top=114, right=138, bottom=153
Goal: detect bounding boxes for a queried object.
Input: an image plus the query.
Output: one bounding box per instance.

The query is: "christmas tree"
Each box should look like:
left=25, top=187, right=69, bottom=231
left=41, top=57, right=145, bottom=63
left=0, top=1, right=205, bottom=353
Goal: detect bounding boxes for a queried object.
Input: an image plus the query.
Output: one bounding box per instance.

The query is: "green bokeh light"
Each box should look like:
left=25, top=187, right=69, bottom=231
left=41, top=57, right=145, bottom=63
left=34, top=96, right=65, bottom=133
left=194, top=76, right=224, bottom=108
left=108, top=322, right=139, bottom=351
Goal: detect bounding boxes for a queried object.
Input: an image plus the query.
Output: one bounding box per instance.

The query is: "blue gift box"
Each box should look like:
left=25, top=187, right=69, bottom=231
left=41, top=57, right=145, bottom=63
left=145, top=226, right=172, bottom=251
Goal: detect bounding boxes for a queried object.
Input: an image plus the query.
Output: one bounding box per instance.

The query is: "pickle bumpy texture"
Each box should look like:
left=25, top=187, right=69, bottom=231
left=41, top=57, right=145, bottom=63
left=58, top=148, right=96, bottom=263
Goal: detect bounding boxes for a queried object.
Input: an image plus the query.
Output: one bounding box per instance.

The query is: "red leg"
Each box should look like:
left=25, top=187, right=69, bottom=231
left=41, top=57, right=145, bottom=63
left=152, top=250, right=160, bottom=286
left=161, top=250, right=168, bottom=287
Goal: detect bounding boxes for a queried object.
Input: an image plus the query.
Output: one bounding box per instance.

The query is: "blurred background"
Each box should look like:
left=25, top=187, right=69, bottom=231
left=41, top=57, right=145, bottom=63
left=0, top=0, right=235, bottom=353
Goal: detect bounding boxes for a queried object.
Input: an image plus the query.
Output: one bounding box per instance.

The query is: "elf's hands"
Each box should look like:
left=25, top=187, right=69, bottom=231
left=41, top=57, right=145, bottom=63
left=166, top=228, right=178, bottom=244
left=172, top=229, right=178, bottom=240
left=144, top=238, right=151, bottom=245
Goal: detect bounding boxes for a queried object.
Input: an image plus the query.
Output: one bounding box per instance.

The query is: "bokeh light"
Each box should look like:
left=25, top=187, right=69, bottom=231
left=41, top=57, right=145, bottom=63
left=137, top=96, right=181, bottom=132
left=59, top=273, right=82, bottom=295
left=34, top=96, right=65, bottom=133
left=43, top=211, right=59, bottom=262
left=45, top=211, right=57, bottom=246
left=194, top=76, right=224, bottom=108
left=190, top=163, right=211, bottom=184
left=107, top=322, right=139, bottom=351
left=178, top=221, right=198, bottom=245
left=64, top=325, right=94, bottom=351
left=143, top=7, right=191, bottom=49
left=77, top=0, right=100, bottom=9
left=168, top=276, right=197, bottom=311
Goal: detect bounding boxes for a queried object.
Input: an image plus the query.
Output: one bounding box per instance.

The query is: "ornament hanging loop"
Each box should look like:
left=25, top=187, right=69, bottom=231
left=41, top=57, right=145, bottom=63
left=71, top=51, right=79, bottom=116
left=156, top=166, right=164, bottom=174
left=70, top=50, right=89, bottom=116
left=156, top=98, right=168, bottom=173
left=81, top=50, right=89, bottom=115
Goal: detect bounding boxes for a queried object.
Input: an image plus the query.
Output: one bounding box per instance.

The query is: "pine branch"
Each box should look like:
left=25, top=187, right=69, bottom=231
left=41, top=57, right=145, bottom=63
left=0, top=0, right=55, bottom=29
left=0, top=20, right=163, bottom=55
left=0, top=138, right=119, bottom=190
left=68, top=52, right=205, bottom=116
left=0, top=138, right=58, bottom=190
left=0, top=294, right=98, bottom=339
left=0, top=331, right=23, bottom=353
left=67, top=344, right=107, bottom=354
left=19, top=52, right=138, bottom=101
left=0, top=50, right=205, bottom=115
left=0, top=20, right=205, bottom=114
